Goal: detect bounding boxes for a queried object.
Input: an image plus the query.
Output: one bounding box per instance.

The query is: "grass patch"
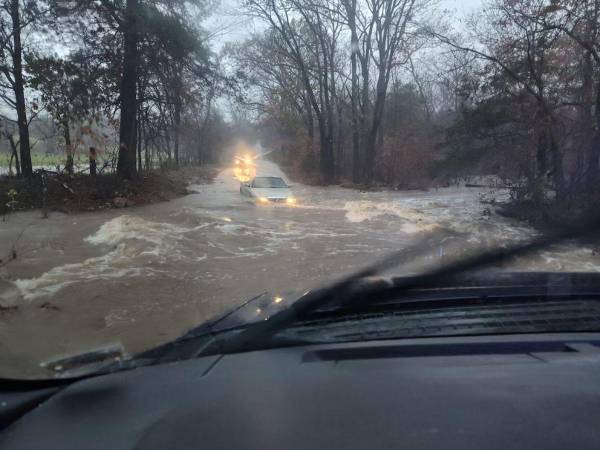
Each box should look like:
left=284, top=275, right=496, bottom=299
left=0, top=153, right=67, bottom=169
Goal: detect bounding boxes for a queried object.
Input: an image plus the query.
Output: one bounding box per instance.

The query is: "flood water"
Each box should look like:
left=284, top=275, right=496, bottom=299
left=1, top=160, right=599, bottom=377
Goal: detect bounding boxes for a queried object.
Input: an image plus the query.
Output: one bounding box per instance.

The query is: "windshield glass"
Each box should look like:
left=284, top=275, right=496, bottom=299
left=252, top=177, right=288, bottom=188
left=1, top=0, right=600, bottom=380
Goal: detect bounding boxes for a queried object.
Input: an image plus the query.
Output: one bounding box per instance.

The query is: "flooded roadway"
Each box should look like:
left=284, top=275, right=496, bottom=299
left=1, top=160, right=599, bottom=377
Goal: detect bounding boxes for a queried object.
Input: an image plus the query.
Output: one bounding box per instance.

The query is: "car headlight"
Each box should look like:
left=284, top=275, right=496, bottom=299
left=286, top=197, right=297, bottom=205
left=258, top=197, right=269, bottom=203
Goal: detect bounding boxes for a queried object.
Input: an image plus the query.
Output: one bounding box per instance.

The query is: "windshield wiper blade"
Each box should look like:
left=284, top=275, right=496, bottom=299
left=214, top=216, right=600, bottom=355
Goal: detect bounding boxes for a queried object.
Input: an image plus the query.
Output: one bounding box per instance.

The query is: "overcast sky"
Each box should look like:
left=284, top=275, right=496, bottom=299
left=204, top=0, right=485, bottom=52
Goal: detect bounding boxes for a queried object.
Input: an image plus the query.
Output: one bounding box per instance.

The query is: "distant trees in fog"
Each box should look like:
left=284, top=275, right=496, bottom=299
left=231, top=0, right=600, bottom=210
left=1, top=0, right=233, bottom=178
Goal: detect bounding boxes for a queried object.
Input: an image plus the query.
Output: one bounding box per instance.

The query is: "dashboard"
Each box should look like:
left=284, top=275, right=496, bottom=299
left=2, top=332, right=600, bottom=449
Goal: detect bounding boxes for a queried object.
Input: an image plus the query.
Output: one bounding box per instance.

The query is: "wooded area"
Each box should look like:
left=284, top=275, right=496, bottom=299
left=0, top=0, right=230, bottom=179
left=1, top=0, right=600, bottom=220
left=232, top=0, right=600, bottom=218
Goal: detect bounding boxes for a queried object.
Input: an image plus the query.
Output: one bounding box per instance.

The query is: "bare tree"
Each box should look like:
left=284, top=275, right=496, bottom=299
left=243, top=0, right=341, bottom=180
left=0, top=1, right=48, bottom=176
left=434, top=0, right=571, bottom=200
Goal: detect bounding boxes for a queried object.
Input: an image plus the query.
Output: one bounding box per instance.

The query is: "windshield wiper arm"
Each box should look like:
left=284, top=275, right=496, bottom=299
left=215, top=216, right=600, bottom=355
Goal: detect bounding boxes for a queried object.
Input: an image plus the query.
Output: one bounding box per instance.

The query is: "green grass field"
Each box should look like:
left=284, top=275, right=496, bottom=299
left=0, top=153, right=77, bottom=168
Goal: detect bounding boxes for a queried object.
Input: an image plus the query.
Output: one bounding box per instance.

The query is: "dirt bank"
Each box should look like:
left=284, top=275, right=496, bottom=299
left=0, top=165, right=220, bottom=215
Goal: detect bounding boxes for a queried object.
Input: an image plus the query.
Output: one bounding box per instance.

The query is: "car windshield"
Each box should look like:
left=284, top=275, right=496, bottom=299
left=1, top=0, right=600, bottom=380
left=252, top=177, right=288, bottom=188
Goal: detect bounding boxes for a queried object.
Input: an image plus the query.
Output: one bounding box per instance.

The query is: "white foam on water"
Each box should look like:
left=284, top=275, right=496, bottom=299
left=535, top=247, right=600, bottom=272
left=13, top=215, right=200, bottom=300
left=400, top=222, right=441, bottom=234
left=215, top=223, right=255, bottom=236
left=344, top=200, right=431, bottom=224
left=14, top=246, right=142, bottom=300
left=86, top=215, right=190, bottom=247
left=9, top=172, right=600, bottom=304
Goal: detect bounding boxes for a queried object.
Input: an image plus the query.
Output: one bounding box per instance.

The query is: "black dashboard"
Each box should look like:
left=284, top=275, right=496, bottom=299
left=2, top=332, right=600, bottom=449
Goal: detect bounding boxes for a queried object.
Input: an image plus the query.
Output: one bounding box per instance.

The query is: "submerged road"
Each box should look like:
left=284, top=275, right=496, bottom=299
left=1, top=160, right=599, bottom=377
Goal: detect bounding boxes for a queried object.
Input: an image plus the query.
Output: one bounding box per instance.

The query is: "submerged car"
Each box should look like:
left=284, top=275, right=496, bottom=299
left=240, top=176, right=297, bottom=205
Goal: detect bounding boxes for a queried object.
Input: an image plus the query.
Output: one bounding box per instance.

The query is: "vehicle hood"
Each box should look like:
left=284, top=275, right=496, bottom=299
left=8, top=272, right=600, bottom=379
left=249, top=187, right=292, bottom=199
left=184, top=271, right=600, bottom=336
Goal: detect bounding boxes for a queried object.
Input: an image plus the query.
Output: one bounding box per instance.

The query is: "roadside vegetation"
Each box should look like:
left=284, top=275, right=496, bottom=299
left=1, top=166, right=219, bottom=217
left=0, top=0, right=232, bottom=212
left=229, top=0, right=600, bottom=228
left=0, top=0, right=233, bottom=174
left=0, top=0, right=599, bottom=229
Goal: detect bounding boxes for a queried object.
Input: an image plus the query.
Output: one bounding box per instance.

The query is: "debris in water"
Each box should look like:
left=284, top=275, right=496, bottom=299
left=113, top=197, right=129, bottom=208
left=0, top=304, right=18, bottom=313
left=62, top=182, right=75, bottom=194
left=39, top=302, right=61, bottom=311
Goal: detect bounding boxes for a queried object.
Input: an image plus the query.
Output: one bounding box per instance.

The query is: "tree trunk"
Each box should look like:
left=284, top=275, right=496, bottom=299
left=89, top=147, right=97, bottom=176
left=364, top=79, right=388, bottom=184
left=165, top=130, right=172, bottom=164
left=117, top=0, right=139, bottom=179
left=314, top=108, right=334, bottom=181
left=173, top=66, right=182, bottom=167
left=336, top=103, right=344, bottom=180
left=590, top=77, right=600, bottom=188
left=137, top=107, right=142, bottom=172
left=586, top=0, right=600, bottom=190
left=359, top=57, right=370, bottom=183
left=137, top=85, right=144, bottom=172
left=548, top=128, right=566, bottom=201
left=364, top=128, right=377, bottom=184
left=323, top=52, right=336, bottom=182
left=304, top=92, right=314, bottom=148
left=348, top=0, right=361, bottom=184
left=173, top=103, right=181, bottom=167
left=64, top=122, right=73, bottom=175
left=533, top=127, right=547, bottom=202
left=10, top=0, right=31, bottom=177
left=8, top=135, right=20, bottom=177
left=144, top=134, right=150, bottom=171
left=316, top=105, right=334, bottom=181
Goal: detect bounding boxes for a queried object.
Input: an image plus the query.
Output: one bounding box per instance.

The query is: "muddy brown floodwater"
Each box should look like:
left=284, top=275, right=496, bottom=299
left=1, top=160, right=600, bottom=378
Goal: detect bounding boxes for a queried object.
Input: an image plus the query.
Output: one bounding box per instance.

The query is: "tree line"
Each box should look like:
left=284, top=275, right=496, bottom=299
left=1, top=0, right=229, bottom=179
left=231, top=0, right=600, bottom=209
left=231, top=0, right=433, bottom=185
left=3, top=0, right=600, bottom=214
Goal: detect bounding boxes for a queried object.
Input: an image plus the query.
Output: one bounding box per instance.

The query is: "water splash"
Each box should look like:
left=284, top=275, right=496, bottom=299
left=14, top=216, right=195, bottom=300
left=15, top=246, right=142, bottom=300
